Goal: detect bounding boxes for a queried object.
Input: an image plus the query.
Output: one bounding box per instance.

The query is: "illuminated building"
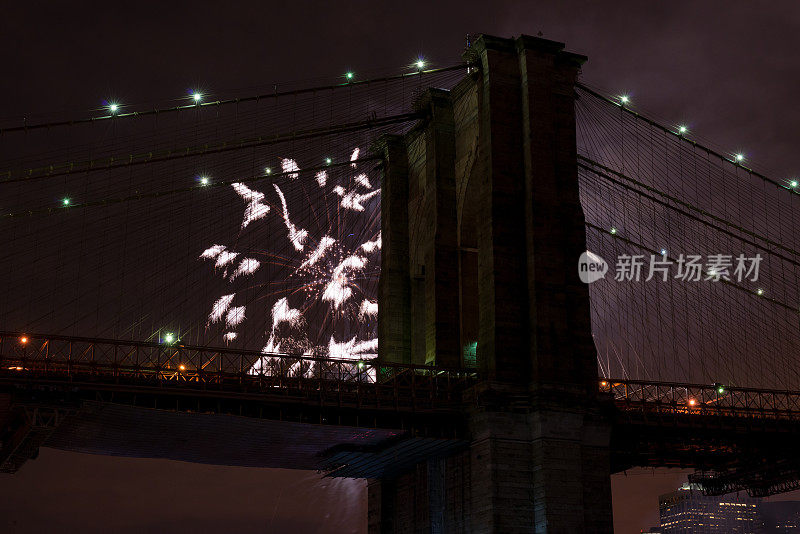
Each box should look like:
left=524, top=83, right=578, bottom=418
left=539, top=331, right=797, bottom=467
left=658, top=483, right=761, bottom=533
left=761, top=501, right=800, bottom=532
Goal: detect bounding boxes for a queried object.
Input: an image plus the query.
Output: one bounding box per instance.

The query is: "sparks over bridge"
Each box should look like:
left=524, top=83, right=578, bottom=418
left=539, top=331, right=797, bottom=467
left=1, top=34, right=800, bottom=532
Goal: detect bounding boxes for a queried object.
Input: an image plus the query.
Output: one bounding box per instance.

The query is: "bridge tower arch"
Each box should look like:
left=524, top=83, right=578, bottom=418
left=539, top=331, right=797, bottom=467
left=374, top=34, right=613, bottom=532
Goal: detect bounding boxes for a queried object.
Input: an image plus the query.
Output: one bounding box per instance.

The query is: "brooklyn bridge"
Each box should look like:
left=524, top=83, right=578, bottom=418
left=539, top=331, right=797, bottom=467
left=1, top=33, right=799, bottom=532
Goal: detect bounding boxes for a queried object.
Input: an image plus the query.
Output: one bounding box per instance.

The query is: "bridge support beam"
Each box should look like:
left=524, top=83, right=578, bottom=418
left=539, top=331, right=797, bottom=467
left=375, top=135, right=412, bottom=365
left=374, top=33, right=612, bottom=532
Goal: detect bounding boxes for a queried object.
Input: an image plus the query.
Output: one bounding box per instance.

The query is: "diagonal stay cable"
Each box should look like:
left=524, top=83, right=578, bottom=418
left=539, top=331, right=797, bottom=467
left=0, top=112, right=420, bottom=183
left=585, top=222, right=799, bottom=313
left=578, top=157, right=800, bottom=265
left=0, top=157, right=383, bottom=218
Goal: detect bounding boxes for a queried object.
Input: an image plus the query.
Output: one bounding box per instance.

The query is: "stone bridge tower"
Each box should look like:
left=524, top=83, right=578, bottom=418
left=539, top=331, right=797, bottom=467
left=373, top=34, right=612, bottom=532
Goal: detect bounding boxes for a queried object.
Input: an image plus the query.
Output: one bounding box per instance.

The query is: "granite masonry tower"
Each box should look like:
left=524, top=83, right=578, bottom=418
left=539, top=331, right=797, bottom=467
left=373, top=34, right=612, bottom=532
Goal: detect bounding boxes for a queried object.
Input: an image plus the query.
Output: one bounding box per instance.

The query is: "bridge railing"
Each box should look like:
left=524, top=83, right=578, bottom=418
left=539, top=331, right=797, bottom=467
left=602, top=378, right=800, bottom=420
left=0, top=332, right=479, bottom=409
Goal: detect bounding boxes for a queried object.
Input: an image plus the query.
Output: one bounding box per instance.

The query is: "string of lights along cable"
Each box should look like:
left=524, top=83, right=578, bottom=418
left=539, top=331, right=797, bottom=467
left=2, top=57, right=798, bottom=390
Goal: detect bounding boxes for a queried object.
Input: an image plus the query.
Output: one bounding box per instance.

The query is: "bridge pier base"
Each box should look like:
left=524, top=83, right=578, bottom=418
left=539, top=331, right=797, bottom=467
left=367, top=403, right=612, bottom=533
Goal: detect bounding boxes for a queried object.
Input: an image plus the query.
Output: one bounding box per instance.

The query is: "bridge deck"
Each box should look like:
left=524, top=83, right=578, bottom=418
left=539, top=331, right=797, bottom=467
left=2, top=333, right=800, bottom=490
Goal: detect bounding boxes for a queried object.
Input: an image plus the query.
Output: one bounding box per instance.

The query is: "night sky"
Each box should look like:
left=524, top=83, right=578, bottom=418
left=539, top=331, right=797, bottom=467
left=1, top=1, right=799, bottom=532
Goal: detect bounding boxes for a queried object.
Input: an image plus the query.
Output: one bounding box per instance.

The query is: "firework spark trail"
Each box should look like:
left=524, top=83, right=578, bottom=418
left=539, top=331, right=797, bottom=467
left=350, top=148, right=360, bottom=167
left=315, top=171, right=327, bottom=187
left=322, top=255, right=367, bottom=309
left=333, top=186, right=380, bottom=212
left=226, top=306, right=246, bottom=328
left=231, top=183, right=264, bottom=203
left=354, top=173, right=371, bottom=189
left=242, top=202, right=270, bottom=228
left=200, top=244, right=226, bottom=259
left=358, top=299, right=378, bottom=319
left=230, top=258, right=261, bottom=281
left=271, top=297, right=302, bottom=330
left=223, top=332, right=237, bottom=342
left=263, top=334, right=281, bottom=353
left=299, top=236, right=336, bottom=270
left=232, top=182, right=270, bottom=228
left=209, top=294, right=235, bottom=324
left=328, top=336, right=378, bottom=360
left=273, top=184, right=308, bottom=251
left=360, top=233, right=381, bottom=253
left=281, top=158, right=300, bottom=180
left=215, top=251, right=239, bottom=269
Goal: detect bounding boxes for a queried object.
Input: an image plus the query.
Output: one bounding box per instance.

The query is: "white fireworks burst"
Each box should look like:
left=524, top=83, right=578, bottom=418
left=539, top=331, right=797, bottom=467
left=226, top=306, right=246, bottom=327
left=209, top=294, right=235, bottom=324
left=333, top=186, right=380, bottom=212
left=328, top=335, right=378, bottom=360
left=299, top=236, right=336, bottom=269
left=281, top=158, right=300, bottom=180
left=215, top=250, right=239, bottom=269
left=272, top=297, right=303, bottom=330
left=231, top=183, right=264, bottom=203
left=230, top=258, right=260, bottom=281
left=354, top=173, right=371, bottom=189
left=242, top=202, right=270, bottom=228
left=223, top=332, right=237, bottom=343
left=358, top=299, right=378, bottom=319
left=200, top=244, right=226, bottom=259
left=322, top=255, right=367, bottom=310
left=198, top=150, right=379, bottom=364
left=263, top=334, right=281, bottom=354
left=273, top=184, right=308, bottom=250
left=360, top=233, right=381, bottom=253
left=232, top=182, right=270, bottom=228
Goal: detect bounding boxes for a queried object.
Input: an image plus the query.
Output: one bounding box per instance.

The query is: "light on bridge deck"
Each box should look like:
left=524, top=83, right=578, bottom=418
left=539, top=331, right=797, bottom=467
left=678, top=125, right=688, bottom=135
left=62, top=198, right=70, bottom=206
left=688, top=398, right=697, bottom=406
left=178, top=364, right=186, bottom=371
left=199, top=176, right=209, bottom=186
left=163, top=332, right=175, bottom=344
left=19, top=336, right=27, bottom=344
left=756, top=288, right=765, bottom=296
left=609, top=226, right=618, bottom=235
left=415, top=58, right=425, bottom=70
left=192, top=92, right=202, bottom=103
left=345, top=72, right=354, bottom=81
left=734, top=153, right=745, bottom=163
left=790, top=180, right=798, bottom=188
left=325, top=157, right=332, bottom=165
left=108, top=103, right=119, bottom=114
left=265, top=167, right=272, bottom=175
left=618, top=95, right=630, bottom=106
